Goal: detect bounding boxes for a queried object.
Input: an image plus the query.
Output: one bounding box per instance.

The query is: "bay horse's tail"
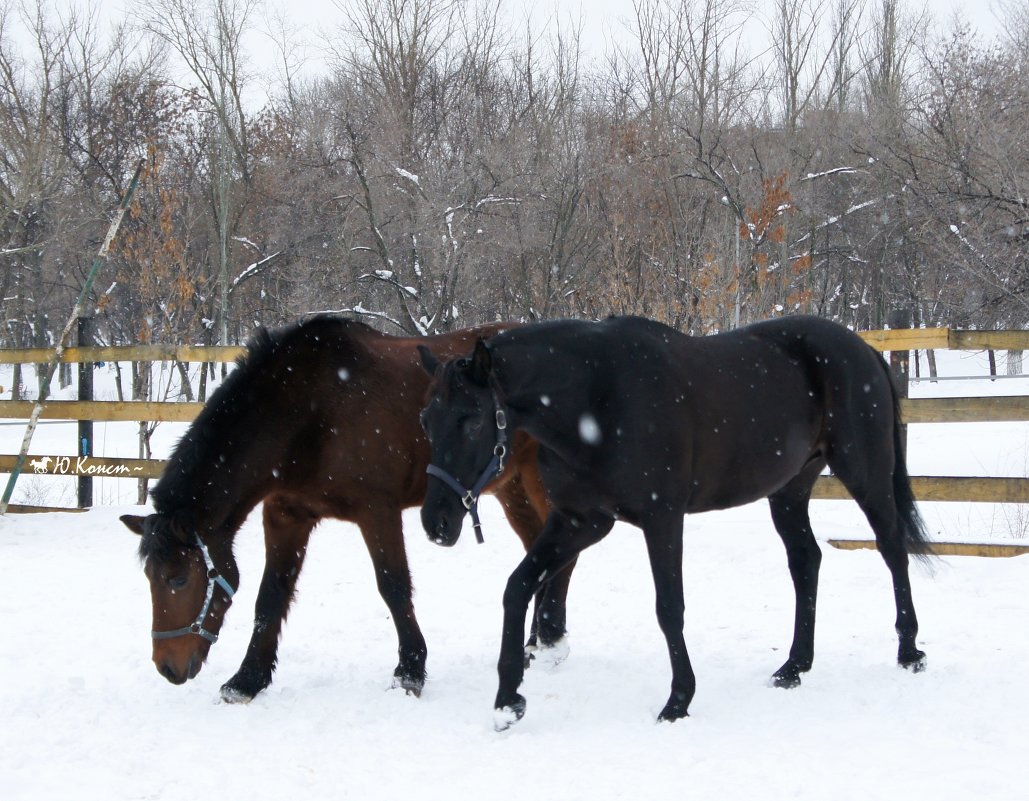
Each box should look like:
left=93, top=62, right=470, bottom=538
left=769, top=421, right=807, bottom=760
left=883, top=359, right=935, bottom=561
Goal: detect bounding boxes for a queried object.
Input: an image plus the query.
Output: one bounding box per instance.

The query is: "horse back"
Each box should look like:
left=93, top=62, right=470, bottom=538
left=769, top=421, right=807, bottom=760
left=493, top=316, right=890, bottom=518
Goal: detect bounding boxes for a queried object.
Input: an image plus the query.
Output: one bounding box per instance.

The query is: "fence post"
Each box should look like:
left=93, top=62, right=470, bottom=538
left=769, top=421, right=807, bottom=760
left=888, top=308, right=912, bottom=454
left=77, top=316, right=94, bottom=508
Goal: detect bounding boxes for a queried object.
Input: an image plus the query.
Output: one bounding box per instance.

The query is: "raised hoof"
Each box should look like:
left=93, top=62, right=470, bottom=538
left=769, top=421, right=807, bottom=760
left=493, top=695, right=527, bottom=732
left=900, top=650, right=927, bottom=674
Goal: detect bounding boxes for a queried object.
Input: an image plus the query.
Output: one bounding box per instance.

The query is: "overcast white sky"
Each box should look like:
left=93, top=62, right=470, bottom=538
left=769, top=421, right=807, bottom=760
left=6, top=0, right=1011, bottom=90
left=259, top=0, right=1009, bottom=93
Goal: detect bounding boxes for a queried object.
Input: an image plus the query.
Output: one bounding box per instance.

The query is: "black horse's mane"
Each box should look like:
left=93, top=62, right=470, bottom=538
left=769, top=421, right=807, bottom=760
left=148, top=315, right=377, bottom=526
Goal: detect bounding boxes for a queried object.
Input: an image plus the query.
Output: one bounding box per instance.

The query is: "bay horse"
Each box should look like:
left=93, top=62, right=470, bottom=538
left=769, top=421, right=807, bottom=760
left=120, top=315, right=562, bottom=703
left=417, top=315, right=932, bottom=728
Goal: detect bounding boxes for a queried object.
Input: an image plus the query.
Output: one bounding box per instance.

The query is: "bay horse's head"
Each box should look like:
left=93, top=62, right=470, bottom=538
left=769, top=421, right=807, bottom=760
left=121, top=514, right=239, bottom=685
left=418, top=338, right=508, bottom=547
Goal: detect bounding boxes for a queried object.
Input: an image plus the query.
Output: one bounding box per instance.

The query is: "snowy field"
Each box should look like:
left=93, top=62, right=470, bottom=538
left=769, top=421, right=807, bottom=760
left=1, top=348, right=1028, bottom=800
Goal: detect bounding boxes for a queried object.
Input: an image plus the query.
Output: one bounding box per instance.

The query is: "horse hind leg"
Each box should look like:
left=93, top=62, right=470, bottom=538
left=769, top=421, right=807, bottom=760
left=221, top=497, right=317, bottom=703
left=853, top=488, right=926, bottom=673
left=831, top=451, right=927, bottom=674
left=767, top=461, right=824, bottom=689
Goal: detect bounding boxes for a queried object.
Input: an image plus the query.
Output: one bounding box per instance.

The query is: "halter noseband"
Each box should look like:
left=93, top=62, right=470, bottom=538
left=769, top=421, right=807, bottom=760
left=426, top=399, right=509, bottom=545
left=151, top=533, right=236, bottom=644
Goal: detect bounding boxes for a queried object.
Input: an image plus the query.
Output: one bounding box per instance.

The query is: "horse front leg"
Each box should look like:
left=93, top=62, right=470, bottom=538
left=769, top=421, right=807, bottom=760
left=494, top=474, right=574, bottom=664
left=642, top=514, right=695, bottom=722
left=358, top=507, right=427, bottom=696
left=220, top=498, right=316, bottom=703
left=494, top=511, right=613, bottom=730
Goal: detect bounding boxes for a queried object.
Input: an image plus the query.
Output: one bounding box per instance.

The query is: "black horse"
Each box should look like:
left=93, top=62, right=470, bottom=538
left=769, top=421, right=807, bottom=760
left=418, top=315, right=931, bottom=728
left=120, top=316, right=559, bottom=703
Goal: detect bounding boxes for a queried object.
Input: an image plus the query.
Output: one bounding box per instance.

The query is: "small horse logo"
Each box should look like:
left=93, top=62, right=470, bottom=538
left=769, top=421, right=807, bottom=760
left=29, top=456, right=52, bottom=474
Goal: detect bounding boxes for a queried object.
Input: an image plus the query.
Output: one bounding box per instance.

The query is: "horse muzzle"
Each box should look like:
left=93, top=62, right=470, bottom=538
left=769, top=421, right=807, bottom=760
left=421, top=503, right=462, bottom=547
left=155, top=648, right=205, bottom=685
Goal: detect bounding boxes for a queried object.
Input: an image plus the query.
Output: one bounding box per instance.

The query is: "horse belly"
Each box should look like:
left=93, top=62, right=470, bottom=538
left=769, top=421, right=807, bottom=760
left=684, top=416, right=821, bottom=513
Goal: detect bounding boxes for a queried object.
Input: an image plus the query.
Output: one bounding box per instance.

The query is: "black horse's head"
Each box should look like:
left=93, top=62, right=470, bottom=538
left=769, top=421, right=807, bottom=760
left=121, top=513, right=239, bottom=685
left=418, top=338, right=505, bottom=547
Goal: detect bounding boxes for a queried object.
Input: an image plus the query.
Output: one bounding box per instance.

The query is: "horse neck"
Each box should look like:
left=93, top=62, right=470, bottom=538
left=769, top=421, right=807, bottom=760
left=155, top=390, right=292, bottom=541
left=492, top=346, right=587, bottom=456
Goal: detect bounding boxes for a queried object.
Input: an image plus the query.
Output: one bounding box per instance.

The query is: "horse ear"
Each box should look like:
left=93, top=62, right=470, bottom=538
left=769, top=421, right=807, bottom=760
left=417, top=344, right=441, bottom=376
left=120, top=514, right=147, bottom=536
left=470, top=338, right=493, bottom=384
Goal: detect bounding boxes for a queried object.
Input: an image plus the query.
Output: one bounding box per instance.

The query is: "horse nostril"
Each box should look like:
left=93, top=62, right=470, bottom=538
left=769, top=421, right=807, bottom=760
left=158, top=661, right=187, bottom=685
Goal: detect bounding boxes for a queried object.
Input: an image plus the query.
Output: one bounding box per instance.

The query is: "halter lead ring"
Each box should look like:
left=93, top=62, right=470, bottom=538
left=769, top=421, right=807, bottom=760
left=426, top=404, right=509, bottom=544
left=151, top=533, right=236, bottom=644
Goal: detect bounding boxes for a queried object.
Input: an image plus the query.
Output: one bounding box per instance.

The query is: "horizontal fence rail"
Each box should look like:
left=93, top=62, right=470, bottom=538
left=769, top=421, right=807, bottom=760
left=1, top=325, right=1027, bottom=518
left=1, top=396, right=1026, bottom=425
left=0, top=344, right=244, bottom=364
left=856, top=328, right=1029, bottom=352
left=0, top=327, right=1026, bottom=366
left=0, top=400, right=205, bottom=423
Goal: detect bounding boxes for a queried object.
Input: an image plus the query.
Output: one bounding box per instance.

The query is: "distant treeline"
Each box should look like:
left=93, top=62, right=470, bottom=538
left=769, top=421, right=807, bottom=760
left=2, top=0, right=1027, bottom=357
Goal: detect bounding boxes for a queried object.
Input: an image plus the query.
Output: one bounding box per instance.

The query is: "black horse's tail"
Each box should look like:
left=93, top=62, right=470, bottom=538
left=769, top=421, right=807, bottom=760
left=885, top=365, right=935, bottom=561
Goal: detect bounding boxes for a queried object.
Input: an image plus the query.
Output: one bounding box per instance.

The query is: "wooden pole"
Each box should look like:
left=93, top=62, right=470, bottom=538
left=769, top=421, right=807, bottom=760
left=77, top=316, right=94, bottom=509
left=887, top=308, right=912, bottom=454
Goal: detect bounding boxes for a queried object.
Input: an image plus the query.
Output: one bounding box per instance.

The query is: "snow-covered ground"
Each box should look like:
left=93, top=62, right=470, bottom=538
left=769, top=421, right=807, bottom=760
left=1, top=348, right=1028, bottom=800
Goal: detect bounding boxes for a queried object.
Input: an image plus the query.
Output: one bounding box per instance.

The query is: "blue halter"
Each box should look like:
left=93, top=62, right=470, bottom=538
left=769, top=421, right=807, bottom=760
left=426, top=406, right=509, bottom=544
left=151, top=533, right=236, bottom=644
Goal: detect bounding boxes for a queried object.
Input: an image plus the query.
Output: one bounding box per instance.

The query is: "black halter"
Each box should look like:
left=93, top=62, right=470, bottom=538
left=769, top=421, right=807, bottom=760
left=425, top=400, right=508, bottom=545
left=151, top=533, right=236, bottom=643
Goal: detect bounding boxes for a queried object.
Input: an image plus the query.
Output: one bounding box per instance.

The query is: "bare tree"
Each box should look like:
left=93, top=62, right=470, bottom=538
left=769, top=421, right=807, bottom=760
left=137, top=0, right=260, bottom=345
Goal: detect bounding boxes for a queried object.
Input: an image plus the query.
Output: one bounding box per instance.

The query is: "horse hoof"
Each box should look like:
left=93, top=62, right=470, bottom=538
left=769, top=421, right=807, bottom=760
left=493, top=696, right=527, bottom=732
left=524, top=638, right=570, bottom=672
left=219, top=685, right=256, bottom=704
left=900, top=651, right=927, bottom=673
left=657, top=704, right=689, bottom=722
left=392, top=674, right=425, bottom=697
left=771, top=672, right=802, bottom=690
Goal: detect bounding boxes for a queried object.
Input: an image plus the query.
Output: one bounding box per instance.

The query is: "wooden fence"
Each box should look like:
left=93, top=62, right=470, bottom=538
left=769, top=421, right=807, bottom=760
left=2, top=326, right=1028, bottom=519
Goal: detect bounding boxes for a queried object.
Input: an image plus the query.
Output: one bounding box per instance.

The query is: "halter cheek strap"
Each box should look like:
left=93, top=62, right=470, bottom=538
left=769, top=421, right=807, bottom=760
left=426, top=406, right=508, bottom=544
left=151, top=533, right=237, bottom=644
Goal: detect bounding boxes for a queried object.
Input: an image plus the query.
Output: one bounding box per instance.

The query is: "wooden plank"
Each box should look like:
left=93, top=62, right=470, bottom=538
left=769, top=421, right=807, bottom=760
left=0, top=344, right=244, bottom=364
left=813, top=475, right=1029, bottom=503
left=0, top=400, right=204, bottom=422
left=0, top=330, right=1024, bottom=363
left=0, top=454, right=165, bottom=479
left=855, top=328, right=1029, bottom=352
left=5, top=504, right=89, bottom=514
left=828, top=539, right=1029, bottom=558
left=948, top=330, right=1029, bottom=352
left=901, top=396, right=1029, bottom=423
left=857, top=328, right=951, bottom=352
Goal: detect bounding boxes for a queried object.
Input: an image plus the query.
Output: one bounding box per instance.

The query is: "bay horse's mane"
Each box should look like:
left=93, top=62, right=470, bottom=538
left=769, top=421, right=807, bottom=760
left=140, top=315, right=380, bottom=560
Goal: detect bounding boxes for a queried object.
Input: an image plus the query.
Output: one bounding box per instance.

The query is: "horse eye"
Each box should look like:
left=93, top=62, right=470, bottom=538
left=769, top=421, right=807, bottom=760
left=168, top=576, right=188, bottom=590
left=463, top=418, right=483, bottom=436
